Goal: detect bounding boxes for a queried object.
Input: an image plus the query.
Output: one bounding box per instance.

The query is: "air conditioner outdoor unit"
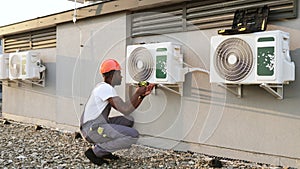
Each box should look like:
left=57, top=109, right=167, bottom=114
left=0, top=54, right=9, bottom=80
left=210, top=30, right=295, bottom=85
left=126, top=42, right=184, bottom=84
left=9, top=51, right=44, bottom=80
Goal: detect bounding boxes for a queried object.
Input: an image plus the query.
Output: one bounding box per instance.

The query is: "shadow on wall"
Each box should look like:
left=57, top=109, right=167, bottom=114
left=289, top=48, right=300, bottom=94
left=182, top=48, right=300, bottom=120
left=278, top=48, right=300, bottom=102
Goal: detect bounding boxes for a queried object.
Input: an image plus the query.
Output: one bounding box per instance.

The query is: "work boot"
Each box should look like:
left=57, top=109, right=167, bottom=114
left=84, top=148, right=109, bottom=166
left=102, top=153, right=120, bottom=160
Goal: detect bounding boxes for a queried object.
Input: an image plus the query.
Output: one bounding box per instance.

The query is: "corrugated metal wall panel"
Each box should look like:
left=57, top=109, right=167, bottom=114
left=132, top=5, right=184, bottom=37
left=131, top=0, right=297, bottom=37
left=3, top=27, right=56, bottom=53
left=268, top=0, right=297, bottom=19
left=187, top=0, right=297, bottom=30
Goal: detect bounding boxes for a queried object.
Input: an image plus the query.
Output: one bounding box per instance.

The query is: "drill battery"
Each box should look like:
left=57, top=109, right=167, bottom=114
left=138, top=81, right=149, bottom=87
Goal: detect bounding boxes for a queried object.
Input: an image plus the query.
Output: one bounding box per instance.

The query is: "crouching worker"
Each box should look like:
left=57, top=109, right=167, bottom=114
left=80, top=59, right=155, bottom=165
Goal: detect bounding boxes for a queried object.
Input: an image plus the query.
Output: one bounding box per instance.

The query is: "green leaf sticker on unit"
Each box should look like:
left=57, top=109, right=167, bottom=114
left=156, top=55, right=167, bottom=79
left=257, top=47, right=275, bottom=76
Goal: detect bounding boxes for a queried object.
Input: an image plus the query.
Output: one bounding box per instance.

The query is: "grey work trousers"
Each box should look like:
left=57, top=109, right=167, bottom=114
left=80, top=106, right=139, bottom=157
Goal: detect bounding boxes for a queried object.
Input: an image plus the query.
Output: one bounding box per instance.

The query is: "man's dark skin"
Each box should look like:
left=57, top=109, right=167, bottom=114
left=83, top=70, right=155, bottom=165
left=105, top=70, right=155, bottom=115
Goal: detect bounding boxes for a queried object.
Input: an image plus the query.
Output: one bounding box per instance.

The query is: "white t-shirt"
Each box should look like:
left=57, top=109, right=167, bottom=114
left=82, top=82, right=118, bottom=123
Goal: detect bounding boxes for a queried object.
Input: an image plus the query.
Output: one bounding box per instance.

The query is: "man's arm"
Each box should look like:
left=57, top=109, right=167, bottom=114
left=108, top=84, right=155, bottom=115
left=107, top=86, right=145, bottom=115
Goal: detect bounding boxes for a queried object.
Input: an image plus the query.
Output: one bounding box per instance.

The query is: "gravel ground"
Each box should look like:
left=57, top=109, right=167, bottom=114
left=0, top=118, right=292, bottom=169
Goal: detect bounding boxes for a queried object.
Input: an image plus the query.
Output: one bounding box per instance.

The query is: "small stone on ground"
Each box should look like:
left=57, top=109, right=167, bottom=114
left=0, top=118, right=290, bottom=168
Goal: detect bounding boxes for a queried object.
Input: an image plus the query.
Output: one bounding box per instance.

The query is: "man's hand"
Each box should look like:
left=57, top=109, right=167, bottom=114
left=135, top=86, right=147, bottom=96
left=136, top=83, right=155, bottom=97
left=144, top=83, right=155, bottom=96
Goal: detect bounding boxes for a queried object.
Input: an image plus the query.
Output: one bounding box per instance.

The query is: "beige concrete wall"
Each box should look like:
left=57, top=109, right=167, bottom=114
left=2, top=4, right=300, bottom=168
left=2, top=12, right=127, bottom=130
left=131, top=10, right=300, bottom=167
left=2, top=48, right=57, bottom=126
left=55, top=11, right=127, bottom=127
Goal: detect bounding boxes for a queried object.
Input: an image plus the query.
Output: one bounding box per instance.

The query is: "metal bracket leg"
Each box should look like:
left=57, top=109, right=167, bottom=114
left=259, top=83, right=283, bottom=99
left=218, top=84, right=243, bottom=98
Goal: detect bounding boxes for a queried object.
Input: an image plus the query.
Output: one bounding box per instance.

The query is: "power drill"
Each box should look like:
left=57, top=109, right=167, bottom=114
left=138, top=81, right=149, bottom=87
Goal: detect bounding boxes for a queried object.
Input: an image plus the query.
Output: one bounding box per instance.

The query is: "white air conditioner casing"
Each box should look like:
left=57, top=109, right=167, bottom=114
left=9, top=51, right=43, bottom=80
left=0, top=54, right=9, bottom=79
left=126, top=42, right=184, bottom=84
left=210, top=30, right=295, bottom=84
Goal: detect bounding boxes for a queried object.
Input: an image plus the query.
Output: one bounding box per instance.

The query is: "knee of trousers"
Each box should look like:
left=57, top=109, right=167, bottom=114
left=129, top=127, right=139, bottom=138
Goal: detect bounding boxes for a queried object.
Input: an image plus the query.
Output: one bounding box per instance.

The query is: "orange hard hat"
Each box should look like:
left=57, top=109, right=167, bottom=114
left=100, top=59, right=121, bottom=74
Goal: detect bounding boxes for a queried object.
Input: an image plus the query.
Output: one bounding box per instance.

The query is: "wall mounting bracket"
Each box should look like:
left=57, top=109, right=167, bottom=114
left=259, top=83, right=283, bottom=99
left=129, top=83, right=183, bottom=96
left=0, top=71, right=46, bottom=88
left=23, top=68, right=46, bottom=87
left=218, top=84, right=243, bottom=98
left=156, top=83, right=183, bottom=96
left=1, top=80, right=24, bottom=87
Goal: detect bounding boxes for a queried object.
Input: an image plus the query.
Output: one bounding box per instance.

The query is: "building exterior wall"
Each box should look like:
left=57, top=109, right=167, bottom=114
left=2, top=12, right=127, bottom=131
left=1, top=2, right=300, bottom=168
left=55, top=11, right=127, bottom=127
left=2, top=48, right=57, bottom=127
left=130, top=9, right=300, bottom=167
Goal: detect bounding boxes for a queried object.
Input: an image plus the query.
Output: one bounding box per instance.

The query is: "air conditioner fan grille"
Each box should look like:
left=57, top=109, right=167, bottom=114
left=214, top=38, right=253, bottom=81
left=9, top=55, right=21, bottom=78
left=128, top=47, right=154, bottom=82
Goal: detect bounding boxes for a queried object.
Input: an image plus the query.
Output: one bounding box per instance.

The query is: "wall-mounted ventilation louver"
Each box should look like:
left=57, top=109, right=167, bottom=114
left=9, top=51, right=46, bottom=80
left=3, top=27, right=56, bottom=53
left=131, top=0, right=297, bottom=37
left=126, top=42, right=184, bottom=84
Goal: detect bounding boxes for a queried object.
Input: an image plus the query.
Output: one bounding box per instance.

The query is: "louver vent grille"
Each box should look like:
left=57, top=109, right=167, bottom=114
left=3, top=27, right=56, bottom=53
left=131, top=0, right=297, bottom=37
left=132, top=5, right=184, bottom=37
